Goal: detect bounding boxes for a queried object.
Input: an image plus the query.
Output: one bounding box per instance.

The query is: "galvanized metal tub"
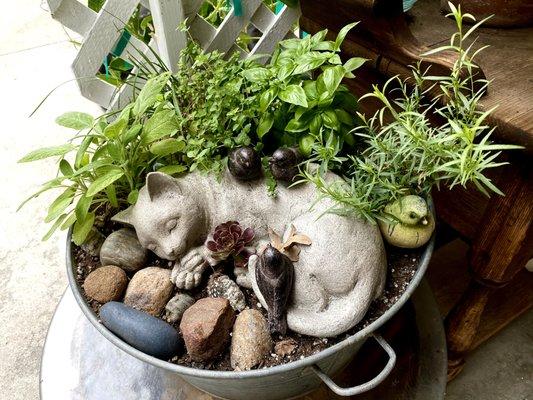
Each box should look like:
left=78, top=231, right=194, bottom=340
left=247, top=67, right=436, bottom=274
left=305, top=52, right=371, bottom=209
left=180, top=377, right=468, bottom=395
left=66, top=231, right=434, bottom=400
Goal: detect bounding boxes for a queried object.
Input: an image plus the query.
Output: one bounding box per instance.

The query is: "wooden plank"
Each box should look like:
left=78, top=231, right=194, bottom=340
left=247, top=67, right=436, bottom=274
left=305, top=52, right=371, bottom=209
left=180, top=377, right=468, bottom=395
left=72, top=0, right=140, bottom=104
left=85, top=78, right=120, bottom=108
left=249, top=4, right=301, bottom=57
left=409, top=0, right=533, bottom=151
left=48, top=0, right=97, bottom=37
left=183, top=0, right=205, bottom=19
left=249, top=3, right=277, bottom=32
left=203, top=0, right=263, bottom=54
left=189, top=17, right=217, bottom=48
left=426, top=239, right=533, bottom=350
left=148, top=0, right=187, bottom=72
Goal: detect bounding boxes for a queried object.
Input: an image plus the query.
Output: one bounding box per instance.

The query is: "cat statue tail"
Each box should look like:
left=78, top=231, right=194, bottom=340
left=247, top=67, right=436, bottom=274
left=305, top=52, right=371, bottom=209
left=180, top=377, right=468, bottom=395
left=249, top=254, right=386, bottom=338
left=286, top=272, right=385, bottom=338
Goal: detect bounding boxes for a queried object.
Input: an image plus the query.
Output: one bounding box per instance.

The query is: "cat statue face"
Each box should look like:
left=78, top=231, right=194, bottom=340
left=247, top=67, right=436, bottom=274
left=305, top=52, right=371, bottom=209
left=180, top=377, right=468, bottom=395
left=112, top=173, right=206, bottom=260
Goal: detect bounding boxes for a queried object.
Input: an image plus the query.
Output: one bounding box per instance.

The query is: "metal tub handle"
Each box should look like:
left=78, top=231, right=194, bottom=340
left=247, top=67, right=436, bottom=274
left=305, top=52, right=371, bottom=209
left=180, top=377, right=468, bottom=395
left=311, top=334, right=397, bottom=397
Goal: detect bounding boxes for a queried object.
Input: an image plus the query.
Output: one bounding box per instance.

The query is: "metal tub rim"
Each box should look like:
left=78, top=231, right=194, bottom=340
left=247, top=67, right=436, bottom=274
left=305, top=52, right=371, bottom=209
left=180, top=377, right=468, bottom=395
left=66, top=230, right=434, bottom=380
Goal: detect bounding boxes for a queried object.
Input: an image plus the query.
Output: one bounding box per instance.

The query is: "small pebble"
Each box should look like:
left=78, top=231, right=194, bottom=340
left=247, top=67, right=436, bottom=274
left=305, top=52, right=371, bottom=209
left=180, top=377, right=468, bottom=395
left=83, top=265, right=127, bottom=303
left=124, top=267, right=174, bottom=316
left=231, top=309, right=272, bottom=371
left=100, top=228, right=148, bottom=272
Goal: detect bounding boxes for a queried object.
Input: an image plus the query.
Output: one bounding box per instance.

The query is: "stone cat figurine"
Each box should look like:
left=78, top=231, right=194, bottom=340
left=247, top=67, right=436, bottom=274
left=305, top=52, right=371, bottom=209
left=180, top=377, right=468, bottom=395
left=112, top=171, right=387, bottom=337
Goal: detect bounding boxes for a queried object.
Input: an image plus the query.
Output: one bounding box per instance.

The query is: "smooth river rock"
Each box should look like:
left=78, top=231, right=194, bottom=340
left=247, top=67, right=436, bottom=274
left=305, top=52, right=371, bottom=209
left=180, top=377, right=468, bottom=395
left=230, top=309, right=272, bottom=371
left=180, top=297, right=235, bottom=362
left=100, top=302, right=182, bottom=360
left=207, top=274, right=246, bottom=312
left=83, top=265, right=128, bottom=303
left=124, top=267, right=173, bottom=316
left=100, top=228, right=148, bottom=272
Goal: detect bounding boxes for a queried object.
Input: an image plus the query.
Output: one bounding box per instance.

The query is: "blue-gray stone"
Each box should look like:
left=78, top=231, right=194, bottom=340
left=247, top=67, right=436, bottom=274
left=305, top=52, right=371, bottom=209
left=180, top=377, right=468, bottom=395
left=100, top=302, right=182, bottom=360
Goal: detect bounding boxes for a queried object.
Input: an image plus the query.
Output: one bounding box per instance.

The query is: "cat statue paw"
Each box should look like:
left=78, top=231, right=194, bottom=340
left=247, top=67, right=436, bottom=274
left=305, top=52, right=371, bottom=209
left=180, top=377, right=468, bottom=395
left=112, top=170, right=387, bottom=337
left=170, top=246, right=208, bottom=290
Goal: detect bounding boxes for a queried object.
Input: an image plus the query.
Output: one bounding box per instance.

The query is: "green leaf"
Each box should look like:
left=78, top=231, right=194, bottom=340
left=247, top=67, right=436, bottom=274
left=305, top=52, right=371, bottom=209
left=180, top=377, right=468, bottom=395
left=293, top=52, right=330, bottom=75
left=312, top=41, right=336, bottom=51
left=103, top=117, right=128, bottom=139
left=60, top=212, right=77, bottom=231
left=157, top=164, right=187, bottom=175
left=335, top=108, right=354, bottom=125
left=127, top=190, right=139, bottom=204
left=260, top=88, right=277, bottom=112
left=75, top=136, right=93, bottom=169
left=18, top=144, right=75, bottom=163
left=59, top=159, right=74, bottom=176
left=86, top=169, right=124, bottom=197
left=299, top=135, right=316, bottom=157
left=277, top=63, right=295, bottom=81
left=242, top=67, right=271, bottom=83
left=149, top=139, right=186, bottom=156
left=320, top=66, right=345, bottom=94
left=109, top=57, right=133, bottom=72
left=42, top=214, right=68, bottom=241
left=45, top=188, right=75, bottom=223
left=55, top=112, right=94, bottom=130
left=334, top=22, right=359, bottom=50
left=142, top=110, right=179, bottom=144
left=107, top=142, right=122, bottom=159
left=279, top=85, right=308, bottom=107
left=72, top=212, right=95, bottom=245
left=322, top=109, right=339, bottom=129
left=75, top=194, right=93, bottom=222
left=285, top=117, right=310, bottom=133
left=343, top=57, right=367, bottom=73
left=257, top=113, right=275, bottom=138
left=133, top=72, right=171, bottom=116
left=123, top=124, right=143, bottom=143
left=303, top=81, right=318, bottom=101
left=106, top=183, right=119, bottom=208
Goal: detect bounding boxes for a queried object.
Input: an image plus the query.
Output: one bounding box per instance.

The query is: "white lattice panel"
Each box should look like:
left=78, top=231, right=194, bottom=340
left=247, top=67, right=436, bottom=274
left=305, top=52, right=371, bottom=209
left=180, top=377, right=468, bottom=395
left=47, top=0, right=301, bottom=109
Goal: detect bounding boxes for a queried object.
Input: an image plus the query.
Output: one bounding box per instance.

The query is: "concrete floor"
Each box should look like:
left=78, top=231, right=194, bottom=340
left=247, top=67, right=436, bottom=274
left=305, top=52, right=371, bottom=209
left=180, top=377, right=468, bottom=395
left=0, top=1, right=531, bottom=399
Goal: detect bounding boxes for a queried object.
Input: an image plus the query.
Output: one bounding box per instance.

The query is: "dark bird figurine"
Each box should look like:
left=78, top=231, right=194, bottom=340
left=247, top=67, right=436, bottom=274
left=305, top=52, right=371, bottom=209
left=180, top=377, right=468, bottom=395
left=269, top=147, right=301, bottom=182
left=255, top=245, right=294, bottom=335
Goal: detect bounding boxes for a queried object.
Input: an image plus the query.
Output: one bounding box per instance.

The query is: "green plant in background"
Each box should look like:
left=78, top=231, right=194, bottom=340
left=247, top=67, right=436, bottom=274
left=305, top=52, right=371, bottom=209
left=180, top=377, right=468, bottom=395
left=301, top=3, right=521, bottom=223
left=18, top=20, right=365, bottom=244
left=243, top=23, right=365, bottom=157
left=18, top=41, right=263, bottom=244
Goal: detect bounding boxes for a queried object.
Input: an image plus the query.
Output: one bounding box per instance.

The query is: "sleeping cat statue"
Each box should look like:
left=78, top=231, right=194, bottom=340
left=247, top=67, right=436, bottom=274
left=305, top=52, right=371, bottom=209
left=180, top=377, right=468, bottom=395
left=112, top=171, right=387, bottom=337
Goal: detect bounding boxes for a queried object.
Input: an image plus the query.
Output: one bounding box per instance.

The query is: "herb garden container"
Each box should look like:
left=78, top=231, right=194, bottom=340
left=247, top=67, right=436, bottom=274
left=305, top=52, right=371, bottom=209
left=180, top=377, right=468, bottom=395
left=66, top=226, right=435, bottom=400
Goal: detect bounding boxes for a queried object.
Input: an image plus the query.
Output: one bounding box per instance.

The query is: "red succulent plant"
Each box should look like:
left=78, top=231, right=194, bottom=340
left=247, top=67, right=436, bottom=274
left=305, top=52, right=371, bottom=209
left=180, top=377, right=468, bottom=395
left=205, top=221, right=255, bottom=267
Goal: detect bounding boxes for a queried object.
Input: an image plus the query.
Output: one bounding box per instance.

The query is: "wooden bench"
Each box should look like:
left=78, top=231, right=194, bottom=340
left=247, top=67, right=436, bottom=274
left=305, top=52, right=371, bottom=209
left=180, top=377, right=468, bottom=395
left=301, top=0, right=533, bottom=380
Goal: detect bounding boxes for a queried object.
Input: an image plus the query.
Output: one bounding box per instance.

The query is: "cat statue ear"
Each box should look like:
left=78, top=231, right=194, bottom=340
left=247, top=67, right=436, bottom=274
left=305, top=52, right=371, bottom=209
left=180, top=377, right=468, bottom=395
left=111, top=206, right=134, bottom=226
left=146, top=172, right=183, bottom=201
left=111, top=172, right=182, bottom=226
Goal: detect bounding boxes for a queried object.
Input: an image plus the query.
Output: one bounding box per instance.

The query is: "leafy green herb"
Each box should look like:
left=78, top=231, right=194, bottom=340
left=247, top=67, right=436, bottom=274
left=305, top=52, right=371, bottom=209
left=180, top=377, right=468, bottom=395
left=300, top=3, right=521, bottom=223
left=243, top=25, right=365, bottom=157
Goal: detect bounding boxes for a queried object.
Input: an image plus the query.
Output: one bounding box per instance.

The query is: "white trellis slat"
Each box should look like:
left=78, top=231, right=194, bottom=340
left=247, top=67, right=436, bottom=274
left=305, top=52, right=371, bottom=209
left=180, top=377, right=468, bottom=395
left=147, top=0, right=187, bottom=72
left=47, top=0, right=301, bottom=109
